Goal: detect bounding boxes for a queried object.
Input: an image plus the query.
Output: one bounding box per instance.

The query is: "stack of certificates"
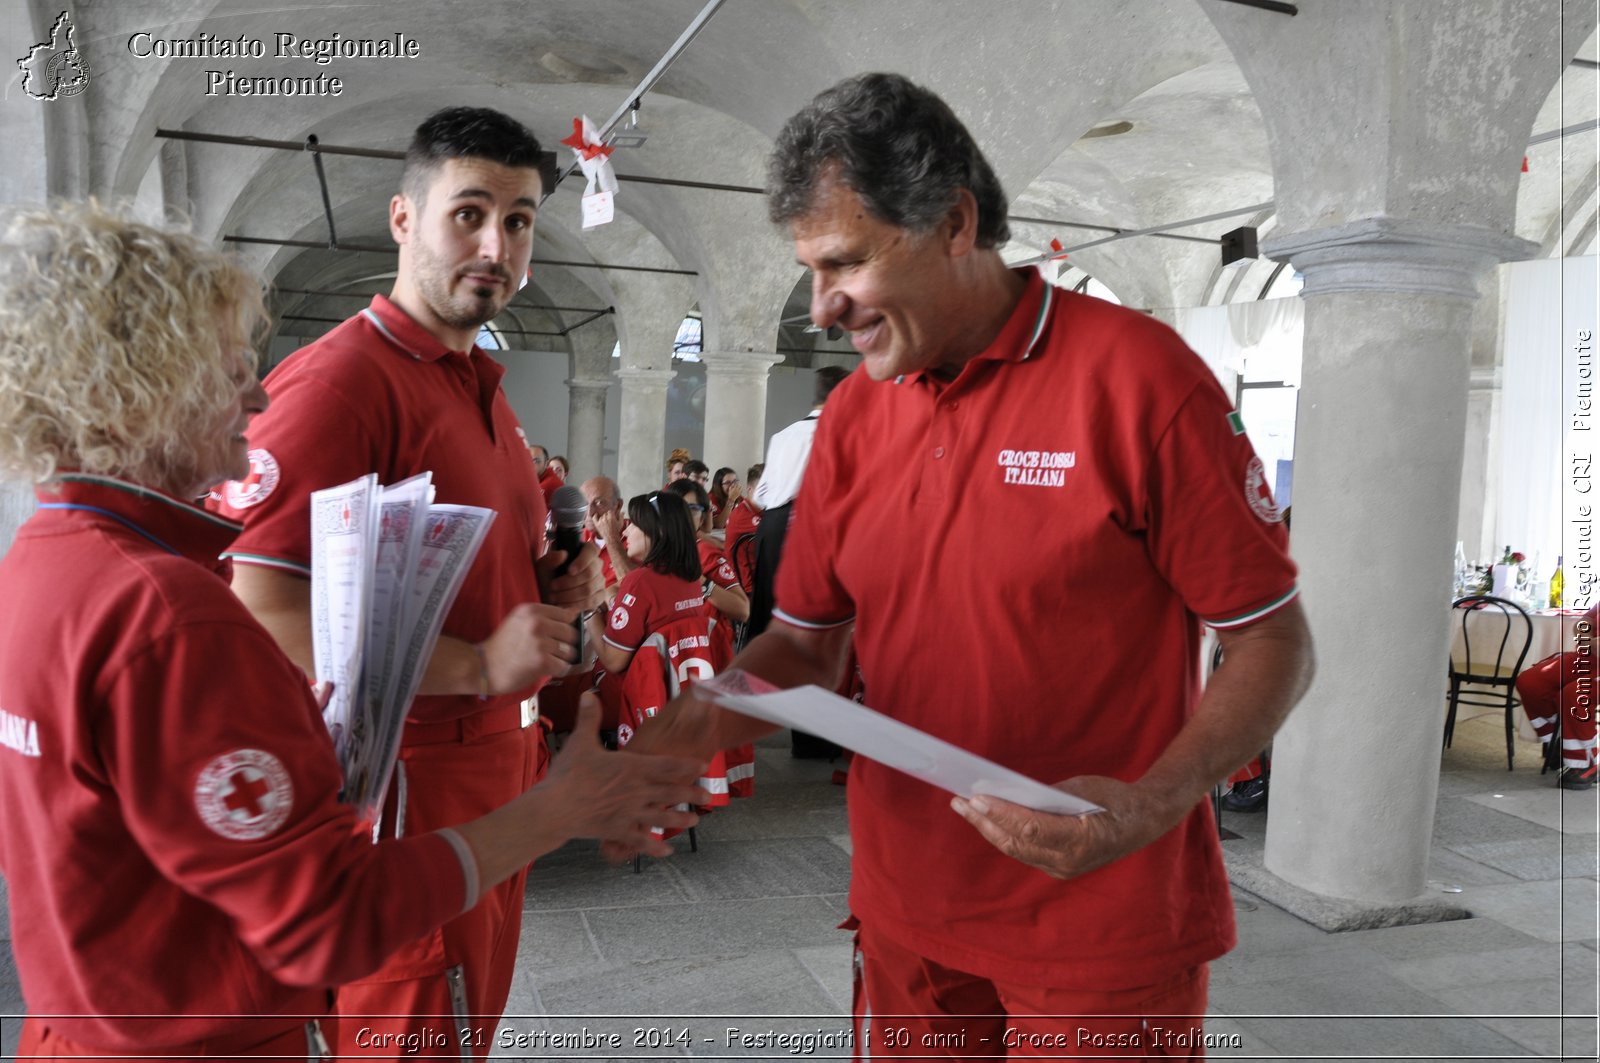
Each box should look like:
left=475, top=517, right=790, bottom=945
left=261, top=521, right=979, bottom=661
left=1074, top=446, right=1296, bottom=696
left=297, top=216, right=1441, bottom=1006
left=309, top=473, right=494, bottom=828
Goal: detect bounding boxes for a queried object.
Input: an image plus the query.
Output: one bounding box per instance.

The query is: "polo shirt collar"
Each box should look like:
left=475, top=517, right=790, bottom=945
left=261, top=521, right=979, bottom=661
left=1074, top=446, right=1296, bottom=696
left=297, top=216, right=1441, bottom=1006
left=37, top=473, right=243, bottom=562
left=894, top=268, right=1054, bottom=387
left=360, top=294, right=506, bottom=419
left=360, top=294, right=473, bottom=364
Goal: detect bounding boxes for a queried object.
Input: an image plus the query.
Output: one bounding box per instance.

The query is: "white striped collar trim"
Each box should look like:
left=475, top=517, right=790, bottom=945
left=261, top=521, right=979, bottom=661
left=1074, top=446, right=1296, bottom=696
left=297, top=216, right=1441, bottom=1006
left=1021, top=279, right=1055, bottom=361
left=772, top=606, right=854, bottom=631
left=1206, top=586, right=1299, bottom=629
left=53, top=473, right=243, bottom=532
left=221, top=552, right=313, bottom=576
left=360, top=306, right=425, bottom=361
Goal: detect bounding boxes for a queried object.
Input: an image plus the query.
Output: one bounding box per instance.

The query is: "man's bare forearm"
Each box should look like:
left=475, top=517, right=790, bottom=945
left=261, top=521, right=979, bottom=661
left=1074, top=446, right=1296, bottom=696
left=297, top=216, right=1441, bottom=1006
left=1135, top=599, right=1314, bottom=822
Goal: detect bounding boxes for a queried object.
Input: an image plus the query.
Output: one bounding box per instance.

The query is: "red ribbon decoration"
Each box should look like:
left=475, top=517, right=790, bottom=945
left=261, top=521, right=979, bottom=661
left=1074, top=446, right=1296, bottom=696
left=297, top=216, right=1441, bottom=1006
left=560, top=117, right=614, bottom=162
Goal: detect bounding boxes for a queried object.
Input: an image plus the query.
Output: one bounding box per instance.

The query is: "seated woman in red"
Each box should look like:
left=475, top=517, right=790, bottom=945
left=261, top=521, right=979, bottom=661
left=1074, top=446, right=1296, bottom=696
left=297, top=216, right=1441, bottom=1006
left=665, top=478, right=750, bottom=626
left=595, top=491, right=745, bottom=803
left=708, top=466, right=739, bottom=530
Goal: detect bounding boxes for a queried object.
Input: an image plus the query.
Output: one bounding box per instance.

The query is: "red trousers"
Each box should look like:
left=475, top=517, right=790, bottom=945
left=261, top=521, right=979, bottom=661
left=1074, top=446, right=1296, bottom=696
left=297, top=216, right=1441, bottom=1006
left=325, top=714, right=546, bottom=1060
left=848, top=919, right=1211, bottom=1060
left=20, top=1016, right=328, bottom=1061
left=1515, top=652, right=1600, bottom=770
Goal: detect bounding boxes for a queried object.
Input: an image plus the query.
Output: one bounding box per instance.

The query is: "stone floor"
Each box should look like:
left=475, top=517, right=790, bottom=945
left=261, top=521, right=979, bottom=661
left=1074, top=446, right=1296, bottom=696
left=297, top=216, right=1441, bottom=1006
left=0, top=714, right=1595, bottom=1060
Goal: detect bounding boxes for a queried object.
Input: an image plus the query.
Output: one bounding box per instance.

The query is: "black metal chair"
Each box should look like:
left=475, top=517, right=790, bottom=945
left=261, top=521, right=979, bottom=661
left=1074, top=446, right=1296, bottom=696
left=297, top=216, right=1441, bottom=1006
left=1445, top=594, right=1534, bottom=770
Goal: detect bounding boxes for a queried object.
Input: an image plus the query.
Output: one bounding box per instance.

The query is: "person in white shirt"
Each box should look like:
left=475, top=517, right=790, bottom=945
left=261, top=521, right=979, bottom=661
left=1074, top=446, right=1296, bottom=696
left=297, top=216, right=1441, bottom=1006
left=753, top=366, right=849, bottom=512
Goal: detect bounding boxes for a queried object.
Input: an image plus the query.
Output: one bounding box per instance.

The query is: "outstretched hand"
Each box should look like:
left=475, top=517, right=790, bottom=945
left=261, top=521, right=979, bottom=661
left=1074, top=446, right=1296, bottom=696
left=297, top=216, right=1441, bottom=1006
left=545, top=694, right=709, bottom=859
left=950, top=775, right=1185, bottom=880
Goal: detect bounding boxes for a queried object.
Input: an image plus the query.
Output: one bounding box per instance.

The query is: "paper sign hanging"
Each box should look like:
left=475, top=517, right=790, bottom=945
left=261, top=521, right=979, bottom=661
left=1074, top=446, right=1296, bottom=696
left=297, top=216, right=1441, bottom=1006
left=560, top=115, right=619, bottom=207
left=582, top=190, right=615, bottom=229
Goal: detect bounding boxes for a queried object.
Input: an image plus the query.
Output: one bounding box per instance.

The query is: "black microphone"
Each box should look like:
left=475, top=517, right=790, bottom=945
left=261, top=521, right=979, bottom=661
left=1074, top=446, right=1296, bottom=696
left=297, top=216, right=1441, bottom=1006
left=548, top=484, right=588, bottom=577
left=549, top=483, right=594, bottom=667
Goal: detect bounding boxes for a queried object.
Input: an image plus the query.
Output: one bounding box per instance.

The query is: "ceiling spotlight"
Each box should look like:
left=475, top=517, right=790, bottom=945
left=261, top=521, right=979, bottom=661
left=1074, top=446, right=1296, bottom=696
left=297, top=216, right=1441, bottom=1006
left=1220, top=225, right=1259, bottom=268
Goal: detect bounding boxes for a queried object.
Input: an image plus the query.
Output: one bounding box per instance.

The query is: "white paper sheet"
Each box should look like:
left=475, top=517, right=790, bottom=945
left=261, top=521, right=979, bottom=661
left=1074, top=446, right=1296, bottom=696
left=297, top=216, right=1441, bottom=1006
left=697, top=671, right=1101, bottom=816
left=309, top=474, right=380, bottom=766
left=309, top=473, right=495, bottom=823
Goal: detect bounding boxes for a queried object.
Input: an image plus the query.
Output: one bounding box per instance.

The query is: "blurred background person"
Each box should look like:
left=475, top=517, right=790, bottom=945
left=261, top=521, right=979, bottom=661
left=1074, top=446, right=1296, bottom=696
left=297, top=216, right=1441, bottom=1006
left=682, top=459, right=711, bottom=490
left=723, top=463, right=764, bottom=595
left=664, top=447, right=692, bottom=486
left=709, top=466, right=740, bottom=531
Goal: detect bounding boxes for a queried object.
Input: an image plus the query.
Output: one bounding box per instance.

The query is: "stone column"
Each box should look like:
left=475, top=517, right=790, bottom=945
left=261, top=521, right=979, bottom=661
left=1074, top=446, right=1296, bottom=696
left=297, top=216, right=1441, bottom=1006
left=614, top=367, right=676, bottom=498
left=564, top=375, right=611, bottom=483
left=1262, top=219, right=1535, bottom=903
left=698, top=351, right=785, bottom=472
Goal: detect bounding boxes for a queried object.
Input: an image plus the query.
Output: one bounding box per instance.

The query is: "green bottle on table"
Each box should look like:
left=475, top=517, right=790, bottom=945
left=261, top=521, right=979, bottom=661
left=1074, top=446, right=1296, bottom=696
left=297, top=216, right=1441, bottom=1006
left=1550, top=556, right=1564, bottom=608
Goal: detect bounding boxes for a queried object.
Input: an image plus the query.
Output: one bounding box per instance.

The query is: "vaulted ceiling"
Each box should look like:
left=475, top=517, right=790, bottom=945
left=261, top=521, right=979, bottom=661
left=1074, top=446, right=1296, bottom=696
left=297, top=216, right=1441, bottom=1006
left=12, top=0, right=1598, bottom=366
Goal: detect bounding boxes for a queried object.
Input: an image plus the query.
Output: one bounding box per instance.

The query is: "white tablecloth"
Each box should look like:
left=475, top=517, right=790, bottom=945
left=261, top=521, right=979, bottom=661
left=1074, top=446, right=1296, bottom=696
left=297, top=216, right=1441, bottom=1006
left=1448, top=606, right=1570, bottom=674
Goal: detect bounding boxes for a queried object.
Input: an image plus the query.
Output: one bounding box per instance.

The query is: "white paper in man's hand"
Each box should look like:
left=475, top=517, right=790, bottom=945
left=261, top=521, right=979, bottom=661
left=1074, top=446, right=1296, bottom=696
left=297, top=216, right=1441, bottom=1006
left=696, top=670, right=1101, bottom=816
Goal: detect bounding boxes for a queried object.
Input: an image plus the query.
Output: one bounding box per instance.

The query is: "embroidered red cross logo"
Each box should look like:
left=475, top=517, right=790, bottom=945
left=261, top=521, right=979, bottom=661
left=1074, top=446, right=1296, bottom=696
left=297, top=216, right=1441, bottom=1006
left=221, top=770, right=270, bottom=818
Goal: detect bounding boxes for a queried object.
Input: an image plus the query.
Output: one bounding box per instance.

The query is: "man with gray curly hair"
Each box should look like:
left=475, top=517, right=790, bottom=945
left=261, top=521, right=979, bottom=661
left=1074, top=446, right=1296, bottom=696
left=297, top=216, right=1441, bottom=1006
left=0, top=202, right=705, bottom=1061
left=627, top=72, right=1314, bottom=1054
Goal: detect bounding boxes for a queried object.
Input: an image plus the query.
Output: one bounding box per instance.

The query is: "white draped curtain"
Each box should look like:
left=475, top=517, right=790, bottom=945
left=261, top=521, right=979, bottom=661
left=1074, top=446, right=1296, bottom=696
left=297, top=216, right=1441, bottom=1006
left=1175, top=298, right=1305, bottom=503
left=1174, top=297, right=1305, bottom=392
left=1498, top=256, right=1600, bottom=577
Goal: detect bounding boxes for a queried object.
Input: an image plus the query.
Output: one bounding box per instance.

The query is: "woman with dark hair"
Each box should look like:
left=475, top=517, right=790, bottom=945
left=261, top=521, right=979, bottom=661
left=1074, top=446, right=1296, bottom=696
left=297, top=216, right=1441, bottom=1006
left=593, top=492, right=704, bottom=676
left=666, top=478, right=750, bottom=624
left=592, top=492, right=742, bottom=804
left=708, top=466, right=740, bottom=529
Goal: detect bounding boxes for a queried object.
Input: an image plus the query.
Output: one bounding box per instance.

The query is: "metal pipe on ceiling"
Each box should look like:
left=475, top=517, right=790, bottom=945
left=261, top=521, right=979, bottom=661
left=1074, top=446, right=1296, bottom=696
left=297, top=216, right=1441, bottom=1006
left=547, top=0, right=730, bottom=196
left=1008, top=215, right=1220, bottom=246
left=1057, top=201, right=1276, bottom=255
left=272, top=286, right=611, bottom=315
left=280, top=313, right=568, bottom=339
left=1213, top=0, right=1298, bottom=14
left=305, top=135, right=339, bottom=249
left=224, top=235, right=697, bottom=275
left=1528, top=119, right=1599, bottom=146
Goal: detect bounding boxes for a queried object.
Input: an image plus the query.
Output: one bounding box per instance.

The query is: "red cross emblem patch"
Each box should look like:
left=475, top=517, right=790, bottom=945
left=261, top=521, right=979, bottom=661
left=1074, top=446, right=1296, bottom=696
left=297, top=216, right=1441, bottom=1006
left=1244, top=456, right=1283, bottom=524
left=222, top=449, right=280, bottom=510
left=194, top=749, right=294, bottom=841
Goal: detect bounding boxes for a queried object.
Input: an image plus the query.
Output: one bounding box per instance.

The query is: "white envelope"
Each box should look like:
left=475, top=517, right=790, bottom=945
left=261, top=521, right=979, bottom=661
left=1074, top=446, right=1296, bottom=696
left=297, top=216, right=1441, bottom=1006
left=697, top=670, right=1101, bottom=816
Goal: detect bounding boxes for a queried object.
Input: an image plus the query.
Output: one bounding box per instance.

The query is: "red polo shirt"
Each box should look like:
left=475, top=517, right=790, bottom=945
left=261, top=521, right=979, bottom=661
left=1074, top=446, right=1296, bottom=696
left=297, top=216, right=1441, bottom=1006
left=603, top=567, right=707, bottom=653
left=215, top=295, right=547, bottom=724
left=0, top=475, right=467, bottom=1054
left=697, top=539, right=739, bottom=590
left=724, top=498, right=761, bottom=543
left=774, top=271, right=1297, bottom=988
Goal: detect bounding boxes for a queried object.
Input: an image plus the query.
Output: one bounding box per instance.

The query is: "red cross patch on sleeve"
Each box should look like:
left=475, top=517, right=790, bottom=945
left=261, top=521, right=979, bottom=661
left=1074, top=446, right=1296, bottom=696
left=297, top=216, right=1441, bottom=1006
left=193, top=749, right=294, bottom=841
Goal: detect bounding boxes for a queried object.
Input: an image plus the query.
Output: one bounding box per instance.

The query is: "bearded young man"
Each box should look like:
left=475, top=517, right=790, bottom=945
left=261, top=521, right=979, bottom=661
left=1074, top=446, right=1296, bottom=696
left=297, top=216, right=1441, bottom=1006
left=217, top=107, right=613, bottom=1059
